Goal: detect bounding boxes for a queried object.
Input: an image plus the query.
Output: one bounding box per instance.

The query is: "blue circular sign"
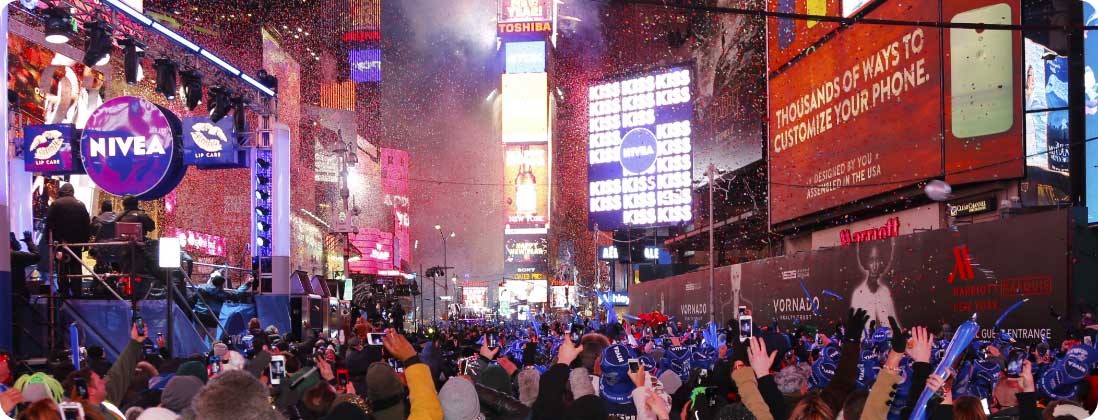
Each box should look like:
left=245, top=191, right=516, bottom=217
left=80, top=96, right=186, bottom=199
left=618, top=127, right=658, bottom=174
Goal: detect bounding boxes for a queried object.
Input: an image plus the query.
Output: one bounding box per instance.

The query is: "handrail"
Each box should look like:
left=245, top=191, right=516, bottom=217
left=56, top=244, right=127, bottom=303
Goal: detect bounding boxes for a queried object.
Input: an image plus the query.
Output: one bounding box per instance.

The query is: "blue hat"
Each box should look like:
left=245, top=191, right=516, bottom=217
left=1037, top=344, right=1095, bottom=399
left=639, top=355, right=656, bottom=372
left=820, top=346, right=841, bottom=362
left=661, top=346, right=691, bottom=382
left=691, top=347, right=717, bottom=370
left=810, top=359, right=837, bottom=389
left=600, top=344, right=636, bottom=404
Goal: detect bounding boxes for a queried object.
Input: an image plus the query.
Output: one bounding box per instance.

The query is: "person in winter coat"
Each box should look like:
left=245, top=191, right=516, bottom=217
left=193, top=271, right=250, bottom=336
left=61, top=322, right=146, bottom=420
left=45, top=183, right=90, bottom=297
left=473, top=382, right=530, bottom=420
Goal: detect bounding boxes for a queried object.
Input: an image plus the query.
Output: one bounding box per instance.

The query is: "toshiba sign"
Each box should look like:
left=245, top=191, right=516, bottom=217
left=497, top=21, right=552, bottom=34
left=811, top=204, right=941, bottom=250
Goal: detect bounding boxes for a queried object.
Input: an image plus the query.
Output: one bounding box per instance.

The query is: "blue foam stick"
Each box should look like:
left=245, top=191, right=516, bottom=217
left=911, top=315, right=980, bottom=420
left=70, top=323, right=81, bottom=371
left=822, top=290, right=844, bottom=300
left=993, top=298, right=1029, bottom=331
left=799, top=280, right=820, bottom=315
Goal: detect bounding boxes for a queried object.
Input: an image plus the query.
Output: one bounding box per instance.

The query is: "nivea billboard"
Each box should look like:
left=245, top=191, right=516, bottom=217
left=24, top=124, right=81, bottom=174
left=80, top=96, right=187, bottom=199
left=182, top=116, right=245, bottom=168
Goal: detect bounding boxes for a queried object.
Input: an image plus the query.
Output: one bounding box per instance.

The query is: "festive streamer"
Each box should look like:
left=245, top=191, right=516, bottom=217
left=69, top=323, right=81, bottom=371
left=911, top=314, right=980, bottom=420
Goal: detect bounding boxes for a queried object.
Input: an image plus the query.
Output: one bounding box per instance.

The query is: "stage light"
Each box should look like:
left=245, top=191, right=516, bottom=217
left=44, top=7, right=76, bottom=44
left=256, top=157, right=271, bottom=169
left=153, top=58, right=178, bottom=100
left=256, top=221, right=269, bottom=232
left=207, top=86, right=233, bottom=122
left=255, top=190, right=269, bottom=201
left=119, top=38, right=145, bottom=84
left=81, top=20, right=113, bottom=67
left=179, top=69, right=204, bottom=111
left=256, top=237, right=268, bottom=247
left=257, top=175, right=270, bottom=185
left=255, top=207, right=269, bottom=217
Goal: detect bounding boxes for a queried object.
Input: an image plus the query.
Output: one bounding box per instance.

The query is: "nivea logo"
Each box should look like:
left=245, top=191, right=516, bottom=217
left=88, top=136, right=167, bottom=157
left=619, top=127, right=658, bottom=174
left=80, top=96, right=181, bottom=199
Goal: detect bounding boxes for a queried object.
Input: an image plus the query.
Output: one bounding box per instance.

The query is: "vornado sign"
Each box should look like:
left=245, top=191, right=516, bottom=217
left=80, top=96, right=187, bottom=199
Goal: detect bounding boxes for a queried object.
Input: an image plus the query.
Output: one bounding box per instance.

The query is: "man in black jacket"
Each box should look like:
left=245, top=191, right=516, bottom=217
left=46, top=183, right=90, bottom=297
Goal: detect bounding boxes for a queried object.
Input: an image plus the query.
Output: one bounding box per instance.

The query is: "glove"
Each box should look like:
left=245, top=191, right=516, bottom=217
left=888, top=316, right=909, bottom=353
left=844, top=308, right=870, bottom=343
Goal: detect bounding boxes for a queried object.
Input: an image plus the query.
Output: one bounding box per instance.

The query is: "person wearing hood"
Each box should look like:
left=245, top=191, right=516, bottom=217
left=439, top=377, right=484, bottom=420
left=45, top=183, right=90, bottom=298
left=116, top=195, right=154, bottom=239
left=370, top=330, right=443, bottom=420
left=192, top=270, right=251, bottom=337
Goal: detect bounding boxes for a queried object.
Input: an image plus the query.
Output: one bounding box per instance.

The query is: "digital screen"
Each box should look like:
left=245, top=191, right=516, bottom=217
left=463, top=287, right=487, bottom=309
left=349, top=49, right=382, bottom=82
left=768, top=0, right=1021, bottom=225
left=1084, top=0, right=1098, bottom=223
left=501, top=280, right=547, bottom=303
left=587, top=66, right=694, bottom=230
left=504, top=234, right=548, bottom=281
left=502, top=73, right=549, bottom=143
left=348, top=228, right=395, bottom=275
left=505, top=41, right=546, bottom=74
left=504, top=144, right=550, bottom=234
left=498, top=0, right=551, bottom=24
left=598, top=245, right=620, bottom=261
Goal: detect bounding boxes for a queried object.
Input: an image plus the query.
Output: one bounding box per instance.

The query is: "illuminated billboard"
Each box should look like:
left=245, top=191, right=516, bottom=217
left=504, top=234, right=548, bottom=281
left=498, top=0, right=551, bottom=23
left=348, top=228, right=395, bottom=275
left=587, top=66, right=694, bottom=230
left=349, top=49, right=381, bottom=82
left=505, top=41, right=546, bottom=74
left=504, top=144, right=550, bottom=234
left=502, top=73, right=550, bottom=144
left=501, top=280, right=547, bottom=304
left=767, top=0, right=841, bottom=71
left=768, top=0, right=1022, bottom=225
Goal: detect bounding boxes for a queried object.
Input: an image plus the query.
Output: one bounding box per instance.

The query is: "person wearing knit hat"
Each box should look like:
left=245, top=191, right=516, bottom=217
left=159, top=376, right=203, bottom=414
left=174, top=361, right=208, bottom=384
left=774, top=362, right=812, bottom=395
left=439, top=377, right=484, bottom=420
left=192, top=370, right=280, bottom=420
left=569, top=367, right=596, bottom=398
left=221, top=351, right=246, bottom=372
left=136, top=406, right=180, bottom=420
left=366, top=362, right=407, bottom=420
left=14, top=373, right=64, bottom=404
left=516, top=368, right=540, bottom=407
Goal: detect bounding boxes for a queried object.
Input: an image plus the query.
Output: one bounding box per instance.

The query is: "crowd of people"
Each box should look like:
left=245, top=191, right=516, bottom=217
left=0, top=305, right=1096, bottom=420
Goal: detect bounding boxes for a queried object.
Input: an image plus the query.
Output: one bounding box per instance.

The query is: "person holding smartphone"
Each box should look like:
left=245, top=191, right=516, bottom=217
left=60, top=321, right=146, bottom=420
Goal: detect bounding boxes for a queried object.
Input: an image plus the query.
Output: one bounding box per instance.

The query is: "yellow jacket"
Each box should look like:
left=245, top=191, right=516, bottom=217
left=860, top=369, right=903, bottom=420
left=732, top=368, right=776, bottom=420
left=405, top=361, right=444, bottom=420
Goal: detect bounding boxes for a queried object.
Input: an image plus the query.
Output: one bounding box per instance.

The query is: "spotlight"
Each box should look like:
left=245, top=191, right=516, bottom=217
left=255, top=157, right=271, bottom=169
left=81, top=20, right=113, bottom=67
left=255, top=207, right=269, bottom=217
left=231, top=95, right=249, bottom=134
left=179, top=69, right=204, bottom=111
left=256, top=221, right=269, bottom=232
left=255, top=190, right=269, bottom=201
left=257, top=175, right=270, bottom=185
left=153, top=58, right=178, bottom=100
left=256, top=237, right=268, bottom=247
left=44, top=7, right=75, bottom=44
left=118, top=38, right=145, bottom=85
left=207, top=86, right=233, bottom=122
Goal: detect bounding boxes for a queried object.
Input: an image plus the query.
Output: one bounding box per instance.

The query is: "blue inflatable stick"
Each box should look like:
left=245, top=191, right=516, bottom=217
left=911, top=314, right=980, bottom=420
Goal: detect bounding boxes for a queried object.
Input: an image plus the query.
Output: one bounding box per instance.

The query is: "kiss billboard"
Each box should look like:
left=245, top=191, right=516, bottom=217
left=23, top=124, right=80, bottom=174
left=630, top=210, right=1086, bottom=342
left=768, top=0, right=1023, bottom=224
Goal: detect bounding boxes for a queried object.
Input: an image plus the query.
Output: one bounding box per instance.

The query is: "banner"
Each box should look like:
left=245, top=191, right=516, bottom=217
left=23, top=124, right=79, bottom=174
left=504, top=144, right=549, bottom=234
left=80, top=96, right=186, bottom=199
left=630, top=210, right=1076, bottom=341
left=182, top=116, right=243, bottom=168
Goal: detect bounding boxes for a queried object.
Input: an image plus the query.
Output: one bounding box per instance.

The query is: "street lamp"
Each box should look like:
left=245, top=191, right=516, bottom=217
left=435, top=225, right=455, bottom=316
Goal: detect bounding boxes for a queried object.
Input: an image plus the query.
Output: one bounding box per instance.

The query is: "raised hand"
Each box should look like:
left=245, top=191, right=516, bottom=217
left=747, top=337, right=777, bottom=379
left=844, top=308, right=870, bottom=343
left=888, top=316, right=909, bottom=353
left=906, top=326, right=933, bottom=363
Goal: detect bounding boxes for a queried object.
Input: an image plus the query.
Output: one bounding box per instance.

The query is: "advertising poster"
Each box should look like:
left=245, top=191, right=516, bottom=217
left=1083, top=0, right=1098, bottom=223
left=768, top=0, right=1022, bottom=225
left=766, top=0, right=842, bottom=72
left=348, top=228, right=395, bottom=275
left=504, top=233, right=549, bottom=281
left=463, top=287, right=488, bottom=309
left=630, top=210, right=1077, bottom=341
left=504, top=144, right=549, bottom=234
left=501, top=280, right=548, bottom=304
left=349, top=49, right=382, bottom=82
left=502, top=73, right=549, bottom=144
left=768, top=0, right=943, bottom=224
left=505, top=41, right=546, bottom=74
left=23, top=124, right=77, bottom=174
left=182, top=117, right=242, bottom=168
left=587, top=66, right=694, bottom=230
